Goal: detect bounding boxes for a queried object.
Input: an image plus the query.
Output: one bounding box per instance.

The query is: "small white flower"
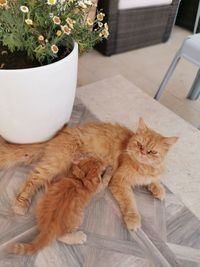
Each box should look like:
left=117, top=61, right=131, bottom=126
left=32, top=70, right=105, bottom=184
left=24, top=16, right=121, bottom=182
left=25, top=19, right=33, bottom=25
left=97, top=12, right=105, bottom=21
left=66, top=18, right=75, bottom=29
left=53, top=16, right=61, bottom=25
left=51, top=44, right=59, bottom=54
left=20, top=5, right=29, bottom=13
left=87, top=18, right=93, bottom=26
left=61, top=25, right=71, bottom=35
left=49, top=13, right=54, bottom=18
left=98, top=22, right=103, bottom=28
left=104, top=23, right=109, bottom=31
left=38, top=35, right=44, bottom=42
left=78, top=1, right=87, bottom=8
left=101, top=28, right=109, bottom=39
left=47, top=0, right=57, bottom=5
left=56, top=30, right=62, bottom=36
left=84, top=0, right=92, bottom=5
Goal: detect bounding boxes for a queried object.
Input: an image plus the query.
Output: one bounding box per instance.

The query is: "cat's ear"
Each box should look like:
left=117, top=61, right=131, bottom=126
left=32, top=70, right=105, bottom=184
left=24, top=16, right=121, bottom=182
left=163, top=136, right=178, bottom=146
left=137, top=117, right=147, bottom=132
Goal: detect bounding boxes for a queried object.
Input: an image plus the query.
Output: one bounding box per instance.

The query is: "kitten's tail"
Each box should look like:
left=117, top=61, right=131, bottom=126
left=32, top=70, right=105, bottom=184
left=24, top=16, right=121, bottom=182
left=0, top=142, right=44, bottom=169
left=8, top=230, right=54, bottom=256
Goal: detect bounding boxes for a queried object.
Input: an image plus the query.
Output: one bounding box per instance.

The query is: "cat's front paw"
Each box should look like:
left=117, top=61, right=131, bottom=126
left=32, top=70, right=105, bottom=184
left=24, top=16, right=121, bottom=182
left=12, top=199, right=29, bottom=215
left=148, top=183, right=166, bottom=201
left=124, top=213, right=141, bottom=231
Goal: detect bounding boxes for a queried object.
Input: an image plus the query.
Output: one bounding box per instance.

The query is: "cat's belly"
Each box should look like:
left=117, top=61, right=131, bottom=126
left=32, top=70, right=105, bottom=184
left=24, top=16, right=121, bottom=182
left=80, top=144, right=119, bottom=169
left=94, top=152, right=118, bottom=170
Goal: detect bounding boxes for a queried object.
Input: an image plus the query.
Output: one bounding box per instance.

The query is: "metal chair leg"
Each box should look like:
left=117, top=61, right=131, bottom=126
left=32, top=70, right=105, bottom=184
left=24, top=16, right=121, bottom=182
left=187, top=69, right=200, bottom=100
left=154, top=52, right=181, bottom=100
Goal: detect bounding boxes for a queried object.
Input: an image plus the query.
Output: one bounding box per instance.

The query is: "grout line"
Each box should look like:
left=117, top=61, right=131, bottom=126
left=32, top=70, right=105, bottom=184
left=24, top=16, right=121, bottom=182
left=167, top=242, right=200, bottom=262
left=0, top=226, right=36, bottom=251
left=133, top=229, right=172, bottom=267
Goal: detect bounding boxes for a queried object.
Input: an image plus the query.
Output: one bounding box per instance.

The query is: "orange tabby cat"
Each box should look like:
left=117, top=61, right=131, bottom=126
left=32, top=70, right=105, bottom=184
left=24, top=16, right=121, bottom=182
left=0, top=118, right=177, bottom=230
left=8, top=157, right=112, bottom=256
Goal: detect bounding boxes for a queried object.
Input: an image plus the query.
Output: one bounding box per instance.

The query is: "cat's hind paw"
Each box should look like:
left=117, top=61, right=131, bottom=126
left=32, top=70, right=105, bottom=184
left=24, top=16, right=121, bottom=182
left=124, top=213, right=141, bottom=231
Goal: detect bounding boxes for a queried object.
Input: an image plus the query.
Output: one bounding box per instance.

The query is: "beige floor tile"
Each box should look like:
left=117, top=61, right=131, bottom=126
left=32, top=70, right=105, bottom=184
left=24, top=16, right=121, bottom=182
left=160, top=92, right=200, bottom=127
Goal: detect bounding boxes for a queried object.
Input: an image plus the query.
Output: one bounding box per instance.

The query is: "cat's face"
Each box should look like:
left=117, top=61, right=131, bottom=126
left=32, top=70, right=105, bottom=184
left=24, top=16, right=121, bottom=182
left=127, top=118, right=178, bottom=166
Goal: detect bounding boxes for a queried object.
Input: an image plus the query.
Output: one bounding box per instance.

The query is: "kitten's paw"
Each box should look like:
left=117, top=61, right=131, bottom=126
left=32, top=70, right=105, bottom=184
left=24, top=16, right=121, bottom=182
left=102, top=166, right=113, bottom=182
left=74, top=231, right=87, bottom=244
left=148, top=183, right=166, bottom=201
left=12, top=200, right=29, bottom=215
left=59, top=231, right=87, bottom=245
left=104, top=166, right=113, bottom=176
left=124, top=213, right=141, bottom=231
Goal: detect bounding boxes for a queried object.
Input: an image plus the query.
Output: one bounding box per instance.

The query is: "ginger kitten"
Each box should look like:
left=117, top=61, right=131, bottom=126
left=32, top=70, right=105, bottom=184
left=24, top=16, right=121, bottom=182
left=8, top=157, right=112, bottom=256
left=0, top=118, right=177, bottom=231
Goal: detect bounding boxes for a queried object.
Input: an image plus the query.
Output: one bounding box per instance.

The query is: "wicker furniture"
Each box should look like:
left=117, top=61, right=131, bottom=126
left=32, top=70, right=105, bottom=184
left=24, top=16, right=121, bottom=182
left=95, top=0, right=180, bottom=56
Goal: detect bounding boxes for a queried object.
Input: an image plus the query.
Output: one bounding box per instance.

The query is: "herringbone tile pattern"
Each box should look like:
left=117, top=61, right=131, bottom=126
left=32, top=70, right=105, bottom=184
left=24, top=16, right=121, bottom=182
left=0, top=98, right=199, bottom=267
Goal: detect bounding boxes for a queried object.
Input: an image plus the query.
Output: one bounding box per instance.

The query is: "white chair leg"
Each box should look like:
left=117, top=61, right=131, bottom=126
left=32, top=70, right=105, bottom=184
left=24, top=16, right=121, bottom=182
left=154, top=51, right=181, bottom=100
left=193, top=0, right=200, bottom=34
left=187, top=69, right=200, bottom=100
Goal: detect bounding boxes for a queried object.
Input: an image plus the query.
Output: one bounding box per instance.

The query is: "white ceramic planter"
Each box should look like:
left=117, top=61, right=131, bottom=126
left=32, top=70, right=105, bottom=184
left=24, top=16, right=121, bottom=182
left=0, top=42, right=78, bottom=144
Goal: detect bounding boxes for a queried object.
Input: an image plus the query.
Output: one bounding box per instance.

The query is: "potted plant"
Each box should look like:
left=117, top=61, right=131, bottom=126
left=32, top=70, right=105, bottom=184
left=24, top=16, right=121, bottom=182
left=0, top=0, right=109, bottom=144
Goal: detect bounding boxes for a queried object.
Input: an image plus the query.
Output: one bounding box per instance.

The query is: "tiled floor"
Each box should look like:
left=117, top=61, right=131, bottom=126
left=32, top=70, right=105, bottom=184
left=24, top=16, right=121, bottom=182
left=78, top=26, right=200, bottom=128
left=1, top=98, right=200, bottom=266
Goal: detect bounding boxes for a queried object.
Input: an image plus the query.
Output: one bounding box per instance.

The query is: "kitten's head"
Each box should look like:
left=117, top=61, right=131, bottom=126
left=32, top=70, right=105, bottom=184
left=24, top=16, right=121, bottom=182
left=73, top=157, right=103, bottom=184
left=126, top=118, right=178, bottom=166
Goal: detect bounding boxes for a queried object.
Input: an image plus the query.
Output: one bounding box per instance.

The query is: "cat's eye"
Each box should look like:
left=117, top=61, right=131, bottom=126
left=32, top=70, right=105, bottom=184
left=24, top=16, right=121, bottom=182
left=147, top=150, right=157, bottom=155
left=137, top=141, right=143, bottom=149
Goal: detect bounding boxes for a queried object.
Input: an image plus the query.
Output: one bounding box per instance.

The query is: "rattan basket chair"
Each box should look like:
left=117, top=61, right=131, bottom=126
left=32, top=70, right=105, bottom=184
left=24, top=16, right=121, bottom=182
left=96, top=0, right=181, bottom=56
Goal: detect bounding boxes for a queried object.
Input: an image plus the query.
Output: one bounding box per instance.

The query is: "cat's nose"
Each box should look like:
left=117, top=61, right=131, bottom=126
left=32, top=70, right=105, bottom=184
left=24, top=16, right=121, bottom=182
left=141, top=150, right=146, bottom=155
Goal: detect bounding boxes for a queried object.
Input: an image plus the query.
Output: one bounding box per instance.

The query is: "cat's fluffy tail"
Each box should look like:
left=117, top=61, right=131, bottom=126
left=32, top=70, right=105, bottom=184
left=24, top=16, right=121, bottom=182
left=0, top=142, right=44, bottom=169
left=8, top=230, right=54, bottom=256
